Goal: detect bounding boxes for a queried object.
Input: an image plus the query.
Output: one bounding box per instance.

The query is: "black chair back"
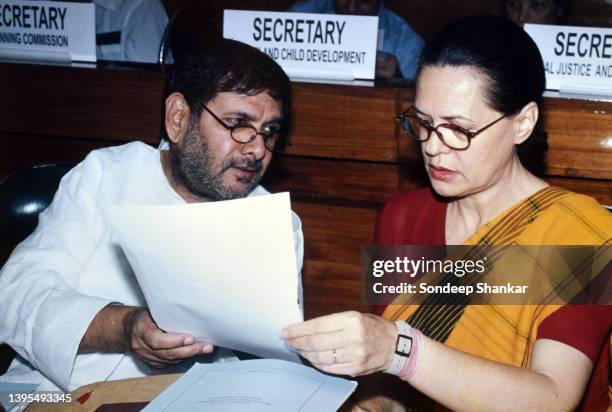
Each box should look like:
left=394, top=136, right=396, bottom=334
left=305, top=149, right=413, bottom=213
left=0, top=163, right=73, bottom=264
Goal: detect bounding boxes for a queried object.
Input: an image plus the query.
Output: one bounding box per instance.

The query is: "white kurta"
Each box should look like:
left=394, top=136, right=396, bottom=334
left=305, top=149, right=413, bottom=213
left=0, top=142, right=304, bottom=391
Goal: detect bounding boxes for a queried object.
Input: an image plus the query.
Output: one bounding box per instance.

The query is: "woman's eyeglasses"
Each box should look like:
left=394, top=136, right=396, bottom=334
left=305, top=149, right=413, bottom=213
left=396, top=106, right=507, bottom=150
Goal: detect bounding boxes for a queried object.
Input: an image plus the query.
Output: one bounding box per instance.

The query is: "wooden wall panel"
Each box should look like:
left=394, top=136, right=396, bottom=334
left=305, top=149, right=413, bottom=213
left=543, top=97, right=612, bottom=180
left=0, top=64, right=164, bottom=143
left=294, top=201, right=376, bottom=318
left=265, top=156, right=400, bottom=205
left=287, top=83, right=399, bottom=161
left=546, top=176, right=612, bottom=206
left=546, top=149, right=612, bottom=180
left=263, top=155, right=429, bottom=206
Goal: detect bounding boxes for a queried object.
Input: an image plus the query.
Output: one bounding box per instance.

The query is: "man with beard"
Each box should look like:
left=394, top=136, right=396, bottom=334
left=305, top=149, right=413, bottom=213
left=0, top=39, right=303, bottom=392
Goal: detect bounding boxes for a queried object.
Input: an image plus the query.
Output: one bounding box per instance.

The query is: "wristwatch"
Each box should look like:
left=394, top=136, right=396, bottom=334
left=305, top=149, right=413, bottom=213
left=384, top=320, right=413, bottom=375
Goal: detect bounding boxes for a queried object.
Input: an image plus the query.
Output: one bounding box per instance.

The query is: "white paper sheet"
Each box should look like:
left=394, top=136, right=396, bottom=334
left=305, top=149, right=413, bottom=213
left=108, top=192, right=302, bottom=362
left=143, top=359, right=357, bottom=412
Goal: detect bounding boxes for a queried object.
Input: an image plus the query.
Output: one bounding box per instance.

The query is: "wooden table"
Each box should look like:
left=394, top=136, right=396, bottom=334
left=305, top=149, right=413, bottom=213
left=25, top=373, right=356, bottom=411
left=26, top=374, right=180, bottom=412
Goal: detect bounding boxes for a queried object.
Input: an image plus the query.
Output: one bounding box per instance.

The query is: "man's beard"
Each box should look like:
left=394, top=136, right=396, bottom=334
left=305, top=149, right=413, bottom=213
left=171, top=124, right=264, bottom=201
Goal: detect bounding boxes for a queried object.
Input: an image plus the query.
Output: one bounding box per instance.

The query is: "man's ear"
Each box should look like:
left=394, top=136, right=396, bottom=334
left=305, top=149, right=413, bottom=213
left=513, top=101, right=539, bottom=145
left=165, top=92, right=191, bottom=144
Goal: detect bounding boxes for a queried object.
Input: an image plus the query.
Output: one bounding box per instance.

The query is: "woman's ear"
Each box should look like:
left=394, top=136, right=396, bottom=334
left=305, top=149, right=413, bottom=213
left=513, top=101, right=539, bottom=145
left=165, top=92, right=191, bottom=144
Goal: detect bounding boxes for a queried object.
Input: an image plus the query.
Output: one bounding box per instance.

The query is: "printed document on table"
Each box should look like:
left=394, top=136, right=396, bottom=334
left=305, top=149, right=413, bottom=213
left=143, top=359, right=357, bottom=412
left=108, top=192, right=302, bottom=362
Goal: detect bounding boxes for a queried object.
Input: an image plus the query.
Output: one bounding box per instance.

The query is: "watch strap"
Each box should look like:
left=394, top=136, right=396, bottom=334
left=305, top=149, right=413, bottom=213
left=384, top=320, right=413, bottom=375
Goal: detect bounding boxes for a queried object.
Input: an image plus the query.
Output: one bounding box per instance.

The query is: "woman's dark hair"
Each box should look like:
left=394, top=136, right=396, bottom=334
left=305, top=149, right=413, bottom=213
left=164, top=39, right=292, bottom=136
left=417, top=15, right=548, bottom=175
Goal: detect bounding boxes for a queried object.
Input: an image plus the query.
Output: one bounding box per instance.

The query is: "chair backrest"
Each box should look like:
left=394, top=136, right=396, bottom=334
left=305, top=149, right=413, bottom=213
left=0, top=163, right=73, bottom=266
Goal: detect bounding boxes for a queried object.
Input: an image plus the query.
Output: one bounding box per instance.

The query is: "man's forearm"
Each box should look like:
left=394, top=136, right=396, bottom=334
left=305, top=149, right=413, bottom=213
left=78, top=304, right=143, bottom=353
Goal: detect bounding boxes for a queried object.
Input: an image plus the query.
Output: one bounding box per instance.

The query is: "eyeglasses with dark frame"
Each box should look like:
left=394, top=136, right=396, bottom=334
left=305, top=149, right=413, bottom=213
left=202, top=106, right=289, bottom=153
left=396, top=106, right=507, bottom=150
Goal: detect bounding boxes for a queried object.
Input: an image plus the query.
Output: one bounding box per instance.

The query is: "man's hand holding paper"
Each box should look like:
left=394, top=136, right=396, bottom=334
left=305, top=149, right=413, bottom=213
left=109, top=192, right=303, bottom=363
left=124, top=308, right=214, bottom=368
left=79, top=305, right=215, bottom=369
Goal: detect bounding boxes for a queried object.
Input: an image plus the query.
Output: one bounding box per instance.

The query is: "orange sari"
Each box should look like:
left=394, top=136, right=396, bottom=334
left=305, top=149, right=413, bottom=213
left=380, top=187, right=611, bottom=409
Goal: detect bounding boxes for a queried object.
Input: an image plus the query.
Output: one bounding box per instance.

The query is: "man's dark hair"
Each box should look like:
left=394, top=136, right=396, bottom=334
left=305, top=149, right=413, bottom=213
left=417, top=15, right=548, bottom=175
left=164, top=39, right=292, bottom=134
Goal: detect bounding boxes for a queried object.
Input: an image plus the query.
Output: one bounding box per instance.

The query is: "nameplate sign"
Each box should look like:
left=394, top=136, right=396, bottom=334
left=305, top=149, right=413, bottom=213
left=223, top=9, right=378, bottom=80
left=525, top=24, right=612, bottom=95
left=0, top=0, right=95, bottom=62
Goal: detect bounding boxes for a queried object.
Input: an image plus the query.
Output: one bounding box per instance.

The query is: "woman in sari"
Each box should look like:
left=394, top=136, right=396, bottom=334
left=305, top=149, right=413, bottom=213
left=282, top=15, right=611, bottom=411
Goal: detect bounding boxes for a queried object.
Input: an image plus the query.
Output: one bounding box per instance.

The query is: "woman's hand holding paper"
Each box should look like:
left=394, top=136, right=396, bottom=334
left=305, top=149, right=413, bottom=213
left=282, top=311, right=397, bottom=377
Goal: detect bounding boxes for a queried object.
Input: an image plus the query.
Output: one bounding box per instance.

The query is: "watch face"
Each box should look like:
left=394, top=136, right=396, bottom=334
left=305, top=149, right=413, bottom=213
left=396, top=334, right=413, bottom=357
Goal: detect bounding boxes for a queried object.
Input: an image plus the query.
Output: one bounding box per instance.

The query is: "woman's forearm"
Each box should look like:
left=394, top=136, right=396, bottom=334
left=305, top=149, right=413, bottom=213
left=282, top=312, right=593, bottom=411
left=405, top=336, right=591, bottom=411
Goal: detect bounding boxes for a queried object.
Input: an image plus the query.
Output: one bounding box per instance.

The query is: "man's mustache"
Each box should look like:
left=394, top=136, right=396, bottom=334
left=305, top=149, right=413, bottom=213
left=223, top=157, right=263, bottom=173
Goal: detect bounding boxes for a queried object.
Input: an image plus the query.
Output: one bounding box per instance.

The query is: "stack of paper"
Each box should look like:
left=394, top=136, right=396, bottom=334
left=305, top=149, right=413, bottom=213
left=143, top=359, right=357, bottom=411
